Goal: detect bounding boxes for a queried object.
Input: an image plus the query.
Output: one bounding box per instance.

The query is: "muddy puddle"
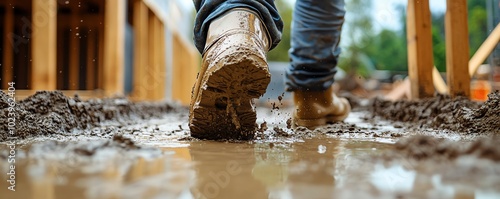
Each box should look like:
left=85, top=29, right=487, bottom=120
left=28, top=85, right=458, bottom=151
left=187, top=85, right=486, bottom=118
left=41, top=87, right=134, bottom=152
left=1, top=91, right=500, bottom=198
left=1, top=135, right=499, bottom=199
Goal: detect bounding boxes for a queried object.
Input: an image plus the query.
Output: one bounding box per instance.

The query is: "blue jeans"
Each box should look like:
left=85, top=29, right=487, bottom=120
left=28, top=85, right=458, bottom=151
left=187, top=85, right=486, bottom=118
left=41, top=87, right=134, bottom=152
left=193, top=0, right=345, bottom=91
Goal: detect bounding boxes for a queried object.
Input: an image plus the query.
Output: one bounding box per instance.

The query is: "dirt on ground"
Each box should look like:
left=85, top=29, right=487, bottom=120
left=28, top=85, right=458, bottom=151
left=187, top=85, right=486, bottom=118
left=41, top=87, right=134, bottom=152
left=0, top=91, right=184, bottom=142
left=372, top=91, right=500, bottom=134
left=382, top=135, right=500, bottom=162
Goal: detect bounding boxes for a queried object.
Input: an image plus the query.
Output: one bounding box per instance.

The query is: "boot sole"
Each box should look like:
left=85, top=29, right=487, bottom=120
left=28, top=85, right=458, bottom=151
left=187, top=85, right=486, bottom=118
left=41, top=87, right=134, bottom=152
left=190, top=51, right=270, bottom=140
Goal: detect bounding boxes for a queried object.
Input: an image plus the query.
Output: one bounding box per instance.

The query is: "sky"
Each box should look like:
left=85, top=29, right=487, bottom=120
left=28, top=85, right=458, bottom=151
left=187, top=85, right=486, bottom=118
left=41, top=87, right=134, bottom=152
left=372, top=0, right=447, bottom=30
left=284, top=0, right=448, bottom=31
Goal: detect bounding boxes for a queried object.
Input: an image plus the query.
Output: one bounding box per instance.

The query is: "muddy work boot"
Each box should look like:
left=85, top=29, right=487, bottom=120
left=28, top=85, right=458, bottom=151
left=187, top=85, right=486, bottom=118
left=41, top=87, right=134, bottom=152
left=293, top=87, right=351, bottom=129
left=189, top=8, right=271, bottom=140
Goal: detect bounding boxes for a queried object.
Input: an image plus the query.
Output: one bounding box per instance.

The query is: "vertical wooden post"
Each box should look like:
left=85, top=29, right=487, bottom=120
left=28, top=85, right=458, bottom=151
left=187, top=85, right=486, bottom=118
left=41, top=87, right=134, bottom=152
left=2, top=0, right=14, bottom=87
left=446, top=0, right=470, bottom=97
left=32, top=0, right=57, bottom=90
left=103, top=0, right=126, bottom=96
left=69, top=2, right=81, bottom=90
left=407, top=0, right=435, bottom=98
left=97, top=1, right=105, bottom=89
left=172, top=32, right=200, bottom=105
left=132, top=0, right=149, bottom=100
left=157, top=19, right=167, bottom=100
left=146, top=15, right=166, bottom=101
left=147, top=12, right=156, bottom=100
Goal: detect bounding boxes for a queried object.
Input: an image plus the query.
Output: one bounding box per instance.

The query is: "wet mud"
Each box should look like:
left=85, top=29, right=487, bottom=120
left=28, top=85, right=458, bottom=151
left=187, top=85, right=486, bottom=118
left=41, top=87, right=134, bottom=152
left=377, top=135, right=500, bottom=192
left=382, top=135, right=500, bottom=162
left=372, top=91, right=500, bottom=134
left=0, top=91, right=183, bottom=141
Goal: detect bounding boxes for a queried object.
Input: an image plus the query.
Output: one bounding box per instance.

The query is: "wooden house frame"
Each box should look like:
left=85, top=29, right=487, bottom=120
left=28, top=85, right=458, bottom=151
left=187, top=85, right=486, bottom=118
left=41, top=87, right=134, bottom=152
left=0, top=0, right=198, bottom=104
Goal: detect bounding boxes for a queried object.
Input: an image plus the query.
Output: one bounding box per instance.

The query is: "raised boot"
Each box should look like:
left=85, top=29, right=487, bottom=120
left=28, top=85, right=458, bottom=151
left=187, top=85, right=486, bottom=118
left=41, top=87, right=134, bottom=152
left=189, top=8, right=271, bottom=140
left=293, top=87, right=351, bottom=129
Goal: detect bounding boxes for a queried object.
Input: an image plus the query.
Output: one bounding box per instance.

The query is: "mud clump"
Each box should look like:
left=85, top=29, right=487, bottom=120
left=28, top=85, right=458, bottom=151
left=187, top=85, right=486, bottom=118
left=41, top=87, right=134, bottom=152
left=372, top=92, right=500, bottom=133
left=73, top=134, right=142, bottom=156
left=0, top=91, right=181, bottom=142
left=112, top=134, right=140, bottom=150
left=457, top=91, right=500, bottom=134
left=386, top=135, right=500, bottom=162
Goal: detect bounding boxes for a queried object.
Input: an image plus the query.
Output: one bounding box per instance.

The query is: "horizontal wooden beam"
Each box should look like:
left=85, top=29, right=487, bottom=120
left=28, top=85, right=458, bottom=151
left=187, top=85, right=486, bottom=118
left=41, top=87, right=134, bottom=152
left=4, top=90, right=106, bottom=100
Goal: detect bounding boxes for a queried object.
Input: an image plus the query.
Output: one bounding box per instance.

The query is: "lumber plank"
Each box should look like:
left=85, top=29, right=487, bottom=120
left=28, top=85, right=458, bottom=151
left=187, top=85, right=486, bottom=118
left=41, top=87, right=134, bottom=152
left=131, top=0, right=149, bottom=100
left=172, top=32, right=200, bottom=105
left=150, top=16, right=166, bottom=100
left=103, top=0, right=126, bottom=96
left=385, top=78, right=411, bottom=101
left=406, top=0, right=435, bottom=98
left=147, top=12, right=156, bottom=100
left=157, top=19, right=167, bottom=100
left=97, top=3, right=105, bottom=90
left=432, top=67, right=448, bottom=94
left=469, top=23, right=500, bottom=77
left=446, top=0, right=470, bottom=97
left=31, top=0, right=57, bottom=90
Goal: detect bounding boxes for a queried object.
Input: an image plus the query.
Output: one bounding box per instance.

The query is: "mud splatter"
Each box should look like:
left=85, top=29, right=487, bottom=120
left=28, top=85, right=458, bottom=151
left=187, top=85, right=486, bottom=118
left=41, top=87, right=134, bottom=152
left=286, top=118, right=292, bottom=129
left=273, top=126, right=289, bottom=137
left=258, top=122, right=268, bottom=133
left=271, top=102, right=280, bottom=111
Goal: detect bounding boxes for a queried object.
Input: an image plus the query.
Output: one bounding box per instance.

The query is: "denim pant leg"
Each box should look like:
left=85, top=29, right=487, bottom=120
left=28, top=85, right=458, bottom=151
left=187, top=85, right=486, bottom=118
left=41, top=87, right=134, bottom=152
left=286, top=0, right=346, bottom=91
left=193, top=0, right=283, bottom=54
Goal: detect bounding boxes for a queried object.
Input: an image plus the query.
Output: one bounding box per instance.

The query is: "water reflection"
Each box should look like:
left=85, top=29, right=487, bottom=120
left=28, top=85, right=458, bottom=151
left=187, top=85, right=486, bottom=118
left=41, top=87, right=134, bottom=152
left=187, top=138, right=389, bottom=199
left=0, top=137, right=499, bottom=199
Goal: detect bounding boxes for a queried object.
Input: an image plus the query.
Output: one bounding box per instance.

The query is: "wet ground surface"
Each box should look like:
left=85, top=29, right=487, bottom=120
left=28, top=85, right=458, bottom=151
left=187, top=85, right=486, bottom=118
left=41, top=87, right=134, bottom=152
left=1, top=91, right=500, bottom=198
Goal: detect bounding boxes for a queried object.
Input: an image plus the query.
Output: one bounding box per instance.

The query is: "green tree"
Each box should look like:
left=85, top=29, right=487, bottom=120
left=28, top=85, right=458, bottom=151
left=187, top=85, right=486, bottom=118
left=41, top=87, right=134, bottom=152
left=365, top=29, right=408, bottom=71
left=361, top=5, right=408, bottom=72
left=268, top=0, right=488, bottom=75
left=337, top=0, right=375, bottom=77
left=430, top=0, right=487, bottom=71
left=468, top=0, right=488, bottom=55
left=431, top=13, right=446, bottom=71
left=267, top=0, right=292, bottom=62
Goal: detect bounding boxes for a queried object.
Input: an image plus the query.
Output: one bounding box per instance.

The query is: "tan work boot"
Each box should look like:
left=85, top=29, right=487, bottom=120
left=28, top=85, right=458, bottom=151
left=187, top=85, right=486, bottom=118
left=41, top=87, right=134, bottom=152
left=293, top=87, right=351, bottom=129
left=189, top=8, right=271, bottom=140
